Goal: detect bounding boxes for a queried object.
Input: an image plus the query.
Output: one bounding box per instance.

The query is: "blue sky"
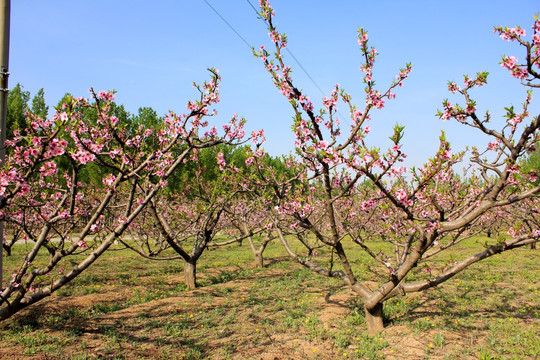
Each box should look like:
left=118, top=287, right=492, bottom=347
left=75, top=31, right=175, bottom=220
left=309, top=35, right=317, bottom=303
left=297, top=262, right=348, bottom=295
left=9, top=1, right=540, bottom=168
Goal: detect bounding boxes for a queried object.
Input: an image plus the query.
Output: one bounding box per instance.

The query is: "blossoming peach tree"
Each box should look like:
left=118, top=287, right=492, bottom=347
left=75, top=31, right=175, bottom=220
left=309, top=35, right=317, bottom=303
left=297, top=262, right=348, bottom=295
left=0, top=69, right=249, bottom=320
left=254, top=1, right=540, bottom=334
left=117, top=152, right=263, bottom=290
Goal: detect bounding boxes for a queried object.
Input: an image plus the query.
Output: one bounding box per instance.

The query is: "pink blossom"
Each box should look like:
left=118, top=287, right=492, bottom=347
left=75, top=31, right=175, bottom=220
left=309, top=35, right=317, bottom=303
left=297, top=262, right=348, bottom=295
left=77, top=240, right=88, bottom=250
left=31, top=121, right=41, bottom=131
left=318, top=140, right=329, bottom=150
left=448, top=82, right=460, bottom=93
left=442, top=150, right=452, bottom=160
left=367, top=90, right=385, bottom=109
left=19, top=183, right=30, bottom=195
left=29, top=148, right=40, bottom=157
left=533, top=33, right=540, bottom=46
left=508, top=115, right=523, bottom=127
left=395, top=188, right=408, bottom=204
left=31, top=137, right=42, bottom=147
left=73, top=150, right=95, bottom=165
left=251, top=129, right=265, bottom=144
left=217, top=152, right=226, bottom=170
left=357, top=31, right=368, bottom=47
left=487, top=142, right=498, bottom=151
left=511, top=66, right=528, bottom=80
left=501, top=55, right=518, bottom=70
left=97, top=90, right=115, bottom=101
left=509, top=27, right=526, bottom=37
left=103, top=174, right=116, bottom=187
left=40, top=161, right=58, bottom=177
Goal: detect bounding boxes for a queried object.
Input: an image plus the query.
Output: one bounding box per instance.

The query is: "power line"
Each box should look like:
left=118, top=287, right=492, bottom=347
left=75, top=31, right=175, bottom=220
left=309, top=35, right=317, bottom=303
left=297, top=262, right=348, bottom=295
left=202, top=0, right=352, bottom=128
left=201, top=0, right=252, bottom=50
left=284, top=48, right=326, bottom=97
left=202, top=0, right=327, bottom=98
left=244, top=0, right=326, bottom=97
left=244, top=0, right=259, bottom=15
left=243, top=0, right=351, bottom=127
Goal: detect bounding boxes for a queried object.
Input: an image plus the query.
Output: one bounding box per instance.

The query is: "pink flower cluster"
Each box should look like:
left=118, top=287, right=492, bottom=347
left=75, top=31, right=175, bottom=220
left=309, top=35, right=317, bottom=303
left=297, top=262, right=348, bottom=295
left=217, top=152, right=226, bottom=170
left=496, top=26, right=526, bottom=41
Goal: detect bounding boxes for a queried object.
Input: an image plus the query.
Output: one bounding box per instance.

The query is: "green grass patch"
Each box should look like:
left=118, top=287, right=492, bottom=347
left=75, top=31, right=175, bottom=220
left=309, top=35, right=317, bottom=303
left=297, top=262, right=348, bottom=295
left=0, top=235, right=538, bottom=359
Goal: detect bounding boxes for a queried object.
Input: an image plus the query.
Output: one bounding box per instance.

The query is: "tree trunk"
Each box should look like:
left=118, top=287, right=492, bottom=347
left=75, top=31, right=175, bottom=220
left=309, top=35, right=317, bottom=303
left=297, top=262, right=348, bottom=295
left=254, top=252, right=264, bottom=268
left=364, top=302, right=384, bottom=335
left=184, top=261, right=197, bottom=289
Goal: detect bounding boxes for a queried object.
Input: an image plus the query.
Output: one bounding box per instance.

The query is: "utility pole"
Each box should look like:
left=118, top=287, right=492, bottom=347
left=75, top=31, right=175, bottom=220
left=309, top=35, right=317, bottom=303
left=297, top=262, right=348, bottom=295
left=0, top=0, right=10, bottom=290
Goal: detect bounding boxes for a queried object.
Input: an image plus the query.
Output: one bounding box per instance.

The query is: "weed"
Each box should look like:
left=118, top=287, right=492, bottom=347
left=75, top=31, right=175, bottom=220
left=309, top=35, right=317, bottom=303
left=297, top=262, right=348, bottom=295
left=91, top=302, right=126, bottom=315
left=412, top=317, right=436, bottom=332
left=207, top=270, right=239, bottom=284
left=162, top=319, right=191, bottom=336
left=477, top=349, right=502, bottom=360
left=433, top=331, right=445, bottom=347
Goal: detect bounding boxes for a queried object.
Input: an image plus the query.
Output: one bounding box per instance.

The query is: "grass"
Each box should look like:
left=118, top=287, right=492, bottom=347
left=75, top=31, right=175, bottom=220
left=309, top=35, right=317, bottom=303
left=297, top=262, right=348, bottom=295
left=0, top=236, right=538, bottom=359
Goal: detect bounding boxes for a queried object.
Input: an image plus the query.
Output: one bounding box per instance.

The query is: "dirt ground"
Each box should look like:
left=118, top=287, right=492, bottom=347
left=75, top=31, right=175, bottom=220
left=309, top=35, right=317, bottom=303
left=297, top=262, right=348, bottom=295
left=0, top=263, right=537, bottom=359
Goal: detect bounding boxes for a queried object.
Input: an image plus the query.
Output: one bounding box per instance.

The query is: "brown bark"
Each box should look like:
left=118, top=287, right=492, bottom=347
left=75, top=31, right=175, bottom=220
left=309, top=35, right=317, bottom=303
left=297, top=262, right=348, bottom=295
left=364, top=302, right=384, bottom=335
left=184, top=261, right=197, bottom=289
left=254, top=252, right=264, bottom=268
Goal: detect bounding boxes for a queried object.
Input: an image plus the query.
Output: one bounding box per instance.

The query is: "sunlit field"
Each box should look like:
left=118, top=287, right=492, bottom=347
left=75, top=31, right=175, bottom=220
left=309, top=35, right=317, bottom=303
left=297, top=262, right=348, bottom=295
left=1, top=236, right=538, bottom=359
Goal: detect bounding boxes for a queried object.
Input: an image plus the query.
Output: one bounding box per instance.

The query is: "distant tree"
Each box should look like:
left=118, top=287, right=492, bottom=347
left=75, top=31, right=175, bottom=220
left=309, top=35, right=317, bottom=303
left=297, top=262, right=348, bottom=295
left=132, top=106, right=161, bottom=129
left=31, top=88, right=49, bottom=120
left=6, top=83, right=30, bottom=139
left=120, top=150, right=253, bottom=289
left=521, top=142, right=540, bottom=174
left=167, top=144, right=245, bottom=193
left=7, top=84, right=49, bottom=140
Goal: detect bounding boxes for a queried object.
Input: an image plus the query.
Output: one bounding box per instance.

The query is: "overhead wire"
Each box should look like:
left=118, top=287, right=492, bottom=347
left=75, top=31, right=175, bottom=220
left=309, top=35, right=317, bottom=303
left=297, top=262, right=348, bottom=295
left=201, top=0, right=351, bottom=127
left=202, top=0, right=327, bottom=97
left=243, top=0, right=327, bottom=97
left=243, top=0, right=352, bottom=128
left=201, top=0, right=252, bottom=49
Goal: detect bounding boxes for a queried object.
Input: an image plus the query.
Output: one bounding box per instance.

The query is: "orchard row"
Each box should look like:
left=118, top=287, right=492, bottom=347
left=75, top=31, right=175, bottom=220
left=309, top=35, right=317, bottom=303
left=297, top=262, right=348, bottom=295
left=1, top=1, right=539, bottom=335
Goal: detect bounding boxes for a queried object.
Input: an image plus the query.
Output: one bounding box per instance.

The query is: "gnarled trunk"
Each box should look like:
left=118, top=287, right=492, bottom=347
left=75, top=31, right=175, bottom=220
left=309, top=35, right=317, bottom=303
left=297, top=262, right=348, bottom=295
left=364, top=302, right=384, bottom=335
left=184, top=261, right=197, bottom=289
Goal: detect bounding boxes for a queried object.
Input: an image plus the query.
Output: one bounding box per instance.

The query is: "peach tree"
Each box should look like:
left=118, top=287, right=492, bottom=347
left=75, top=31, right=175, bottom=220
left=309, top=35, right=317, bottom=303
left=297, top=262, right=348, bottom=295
left=254, top=0, right=540, bottom=334
left=0, top=69, right=247, bottom=320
